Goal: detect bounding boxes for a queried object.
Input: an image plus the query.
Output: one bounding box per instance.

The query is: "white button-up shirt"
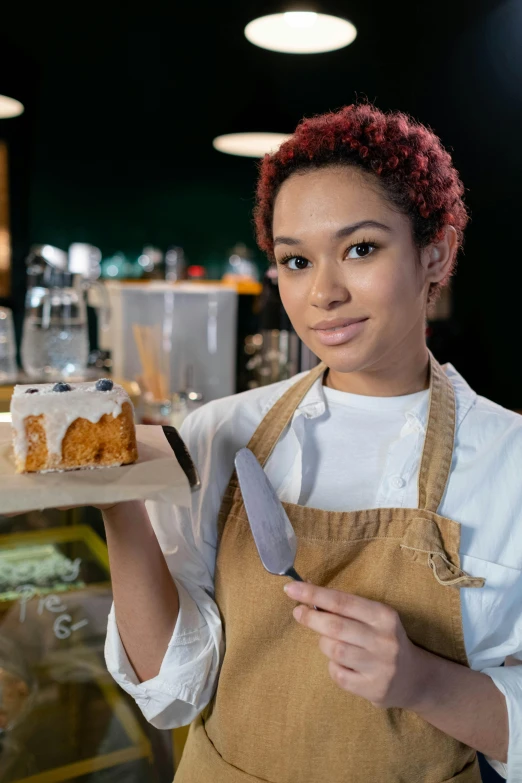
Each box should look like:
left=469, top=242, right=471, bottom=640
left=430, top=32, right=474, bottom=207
left=105, top=363, right=522, bottom=781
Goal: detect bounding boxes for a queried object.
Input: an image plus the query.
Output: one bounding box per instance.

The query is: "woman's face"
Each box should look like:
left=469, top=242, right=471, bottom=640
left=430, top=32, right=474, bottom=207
left=272, top=165, right=450, bottom=377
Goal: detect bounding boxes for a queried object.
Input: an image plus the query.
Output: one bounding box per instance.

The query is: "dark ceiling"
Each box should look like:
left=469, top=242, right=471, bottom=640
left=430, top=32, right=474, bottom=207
left=2, top=1, right=520, bottom=238
left=1, top=0, right=522, bottom=404
left=3, top=1, right=520, bottom=191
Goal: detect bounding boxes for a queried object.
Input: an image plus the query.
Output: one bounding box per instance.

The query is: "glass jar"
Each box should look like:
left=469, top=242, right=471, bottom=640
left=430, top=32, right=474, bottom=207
left=21, top=268, right=89, bottom=378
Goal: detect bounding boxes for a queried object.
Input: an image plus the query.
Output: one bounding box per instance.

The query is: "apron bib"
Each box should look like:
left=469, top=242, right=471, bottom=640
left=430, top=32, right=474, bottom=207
left=176, top=353, right=485, bottom=782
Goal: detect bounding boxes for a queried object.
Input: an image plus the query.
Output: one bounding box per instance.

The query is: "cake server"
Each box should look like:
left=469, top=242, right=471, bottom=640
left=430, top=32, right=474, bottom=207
left=234, top=447, right=308, bottom=584
left=162, top=425, right=201, bottom=492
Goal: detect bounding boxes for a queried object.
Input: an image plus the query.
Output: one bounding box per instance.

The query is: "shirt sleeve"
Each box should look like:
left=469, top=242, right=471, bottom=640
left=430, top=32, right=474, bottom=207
left=482, top=660, right=522, bottom=782
left=104, top=578, right=221, bottom=728
left=104, top=410, right=225, bottom=729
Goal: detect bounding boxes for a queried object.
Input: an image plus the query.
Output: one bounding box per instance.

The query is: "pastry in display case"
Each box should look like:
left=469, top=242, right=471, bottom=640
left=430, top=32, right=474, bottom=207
left=0, top=543, right=89, bottom=602
left=0, top=664, right=32, bottom=733
left=0, top=636, right=37, bottom=780
left=0, top=633, right=35, bottom=733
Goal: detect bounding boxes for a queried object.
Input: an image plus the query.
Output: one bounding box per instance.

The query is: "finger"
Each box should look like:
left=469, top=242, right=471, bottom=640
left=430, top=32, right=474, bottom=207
left=286, top=582, right=388, bottom=625
left=293, top=605, right=374, bottom=648
left=328, top=660, right=365, bottom=694
left=318, top=635, right=373, bottom=671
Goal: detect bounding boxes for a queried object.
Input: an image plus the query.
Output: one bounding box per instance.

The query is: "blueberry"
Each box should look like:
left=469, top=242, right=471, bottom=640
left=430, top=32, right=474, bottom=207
left=53, top=382, right=72, bottom=392
left=25, top=388, right=39, bottom=394
left=96, top=378, right=114, bottom=392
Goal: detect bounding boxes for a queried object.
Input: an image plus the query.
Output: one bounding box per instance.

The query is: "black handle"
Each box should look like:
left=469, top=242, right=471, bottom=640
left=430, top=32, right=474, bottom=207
left=161, top=425, right=201, bottom=492
left=285, top=566, right=304, bottom=582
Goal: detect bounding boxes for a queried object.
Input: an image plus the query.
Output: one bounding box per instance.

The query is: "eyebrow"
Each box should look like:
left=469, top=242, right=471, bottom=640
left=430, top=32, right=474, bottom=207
left=273, top=220, right=393, bottom=247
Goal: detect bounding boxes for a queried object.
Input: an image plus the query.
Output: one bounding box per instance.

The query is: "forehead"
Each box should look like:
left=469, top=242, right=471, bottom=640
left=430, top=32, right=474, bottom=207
left=273, top=166, right=397, bottom=233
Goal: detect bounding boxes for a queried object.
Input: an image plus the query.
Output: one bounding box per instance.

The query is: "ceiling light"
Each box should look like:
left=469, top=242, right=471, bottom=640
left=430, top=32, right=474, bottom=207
left=244, top=11, right=357, bottom=54
left=213, top=132, right=291, bottom=158
left=0, top=95, right=24, bottom=119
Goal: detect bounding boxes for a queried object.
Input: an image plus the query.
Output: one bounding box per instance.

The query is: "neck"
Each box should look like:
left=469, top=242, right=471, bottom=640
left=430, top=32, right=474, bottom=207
left=325, top=343, right=430, bottom=397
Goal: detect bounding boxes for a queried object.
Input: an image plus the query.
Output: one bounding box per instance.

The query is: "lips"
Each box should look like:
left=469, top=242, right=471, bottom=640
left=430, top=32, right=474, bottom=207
left=312, top=317, right=368, bottom=331
left=311, top=317, right=368, bottom=347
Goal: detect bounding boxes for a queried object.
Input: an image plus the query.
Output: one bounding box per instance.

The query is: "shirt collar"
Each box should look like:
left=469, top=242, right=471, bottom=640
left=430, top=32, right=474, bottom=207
left=261, top=362, right=477, bottom=429
left=261, top=370, right=327, bottom=420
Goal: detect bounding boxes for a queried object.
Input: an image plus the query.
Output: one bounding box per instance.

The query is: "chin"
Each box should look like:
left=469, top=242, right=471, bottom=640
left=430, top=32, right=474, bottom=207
left=309, top=340, right=373, bottom=374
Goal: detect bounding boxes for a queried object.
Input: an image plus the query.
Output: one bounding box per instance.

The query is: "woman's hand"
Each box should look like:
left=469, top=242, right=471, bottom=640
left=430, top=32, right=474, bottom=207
left=284, top=581, right=432, bottom=711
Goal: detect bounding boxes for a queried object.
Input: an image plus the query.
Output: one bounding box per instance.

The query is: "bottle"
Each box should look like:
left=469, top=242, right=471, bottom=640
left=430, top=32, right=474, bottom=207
left=165, top=246, right=186, bottom=282
left=222, top=242, right=259, bottom=282
left=186, top=265, right=206, bottom=280
left=139, top=246, right=164, bottom=280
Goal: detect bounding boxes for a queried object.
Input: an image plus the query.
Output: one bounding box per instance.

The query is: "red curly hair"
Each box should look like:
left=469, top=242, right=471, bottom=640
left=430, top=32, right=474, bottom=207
left=254, top=103, right=469, bottom=304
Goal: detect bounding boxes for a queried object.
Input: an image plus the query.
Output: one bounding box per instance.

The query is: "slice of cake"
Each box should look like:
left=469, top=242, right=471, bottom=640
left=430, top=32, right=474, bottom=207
left=11, top=379, right=138, bottom=473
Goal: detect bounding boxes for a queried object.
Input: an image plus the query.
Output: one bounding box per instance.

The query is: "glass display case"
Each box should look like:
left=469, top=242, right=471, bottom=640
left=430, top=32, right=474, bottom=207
left=0, top=523, right=175, bottom=782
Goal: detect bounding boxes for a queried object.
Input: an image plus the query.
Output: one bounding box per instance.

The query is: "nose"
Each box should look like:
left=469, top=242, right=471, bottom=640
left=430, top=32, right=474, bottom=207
left=308, top=262, right=350, bottom=310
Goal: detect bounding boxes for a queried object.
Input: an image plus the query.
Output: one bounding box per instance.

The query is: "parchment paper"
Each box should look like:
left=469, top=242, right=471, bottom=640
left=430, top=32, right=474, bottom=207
left=0, top=424, right=191, bottom=513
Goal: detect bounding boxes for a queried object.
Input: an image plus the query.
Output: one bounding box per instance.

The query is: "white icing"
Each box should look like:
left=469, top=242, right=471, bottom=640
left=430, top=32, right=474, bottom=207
left=10, top=382, right=132, bottom=466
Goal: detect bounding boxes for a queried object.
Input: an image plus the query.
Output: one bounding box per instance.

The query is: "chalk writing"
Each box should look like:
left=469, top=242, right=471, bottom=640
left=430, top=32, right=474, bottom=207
left=53, top=615, right=90, bottom=640
left=15, top=571, right=89, bottom=640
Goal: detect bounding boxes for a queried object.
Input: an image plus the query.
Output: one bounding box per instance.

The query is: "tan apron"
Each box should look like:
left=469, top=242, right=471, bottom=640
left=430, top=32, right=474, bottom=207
left=176, top=353, right=486, bottom=782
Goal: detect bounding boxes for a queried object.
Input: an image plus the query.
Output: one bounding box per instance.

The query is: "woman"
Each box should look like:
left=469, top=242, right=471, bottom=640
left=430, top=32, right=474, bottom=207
left=104, top=104, right=522, bottom=782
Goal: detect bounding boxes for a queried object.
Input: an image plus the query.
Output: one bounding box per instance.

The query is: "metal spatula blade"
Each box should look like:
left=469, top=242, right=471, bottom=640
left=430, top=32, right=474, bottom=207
left=234, top=447, right=302, bottom=579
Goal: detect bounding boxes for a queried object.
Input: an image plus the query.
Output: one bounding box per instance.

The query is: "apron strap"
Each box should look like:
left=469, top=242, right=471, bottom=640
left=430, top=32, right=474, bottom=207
left=247, top=363, right=326, bottom=467
left=216, top=363, right=327, bottom=539
left=417, top=353, right=457, bottom=513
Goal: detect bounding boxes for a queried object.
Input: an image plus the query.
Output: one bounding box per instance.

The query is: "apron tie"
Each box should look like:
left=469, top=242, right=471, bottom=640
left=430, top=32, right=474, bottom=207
left=400, top=517, right=485, bottom=588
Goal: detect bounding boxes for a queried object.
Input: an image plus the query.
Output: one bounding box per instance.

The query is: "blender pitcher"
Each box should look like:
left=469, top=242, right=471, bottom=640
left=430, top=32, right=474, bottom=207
left=21, top=245, right=108, bottom=378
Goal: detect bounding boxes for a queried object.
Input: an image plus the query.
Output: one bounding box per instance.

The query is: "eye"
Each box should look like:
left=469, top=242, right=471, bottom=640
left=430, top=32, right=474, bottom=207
left=347, top=242, right=377, bottom=260
left=279, top=255, right=311, bottom=271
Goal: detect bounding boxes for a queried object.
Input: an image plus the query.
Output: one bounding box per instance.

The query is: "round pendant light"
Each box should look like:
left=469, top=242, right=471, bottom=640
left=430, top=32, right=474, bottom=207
left=0, top=94, right=24, bottom=119
left=213, top=132, right=291, bottom=158
left=244, top=11, right=357, bottom=54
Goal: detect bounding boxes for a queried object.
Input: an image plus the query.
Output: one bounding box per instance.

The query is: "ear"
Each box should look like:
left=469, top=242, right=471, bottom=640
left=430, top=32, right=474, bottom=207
left=420, top=225, right=458, bottom=284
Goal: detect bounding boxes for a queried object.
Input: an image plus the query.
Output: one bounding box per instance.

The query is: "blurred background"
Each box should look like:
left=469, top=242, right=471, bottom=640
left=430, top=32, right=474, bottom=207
left=0, top=1, right=520, bottom=780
